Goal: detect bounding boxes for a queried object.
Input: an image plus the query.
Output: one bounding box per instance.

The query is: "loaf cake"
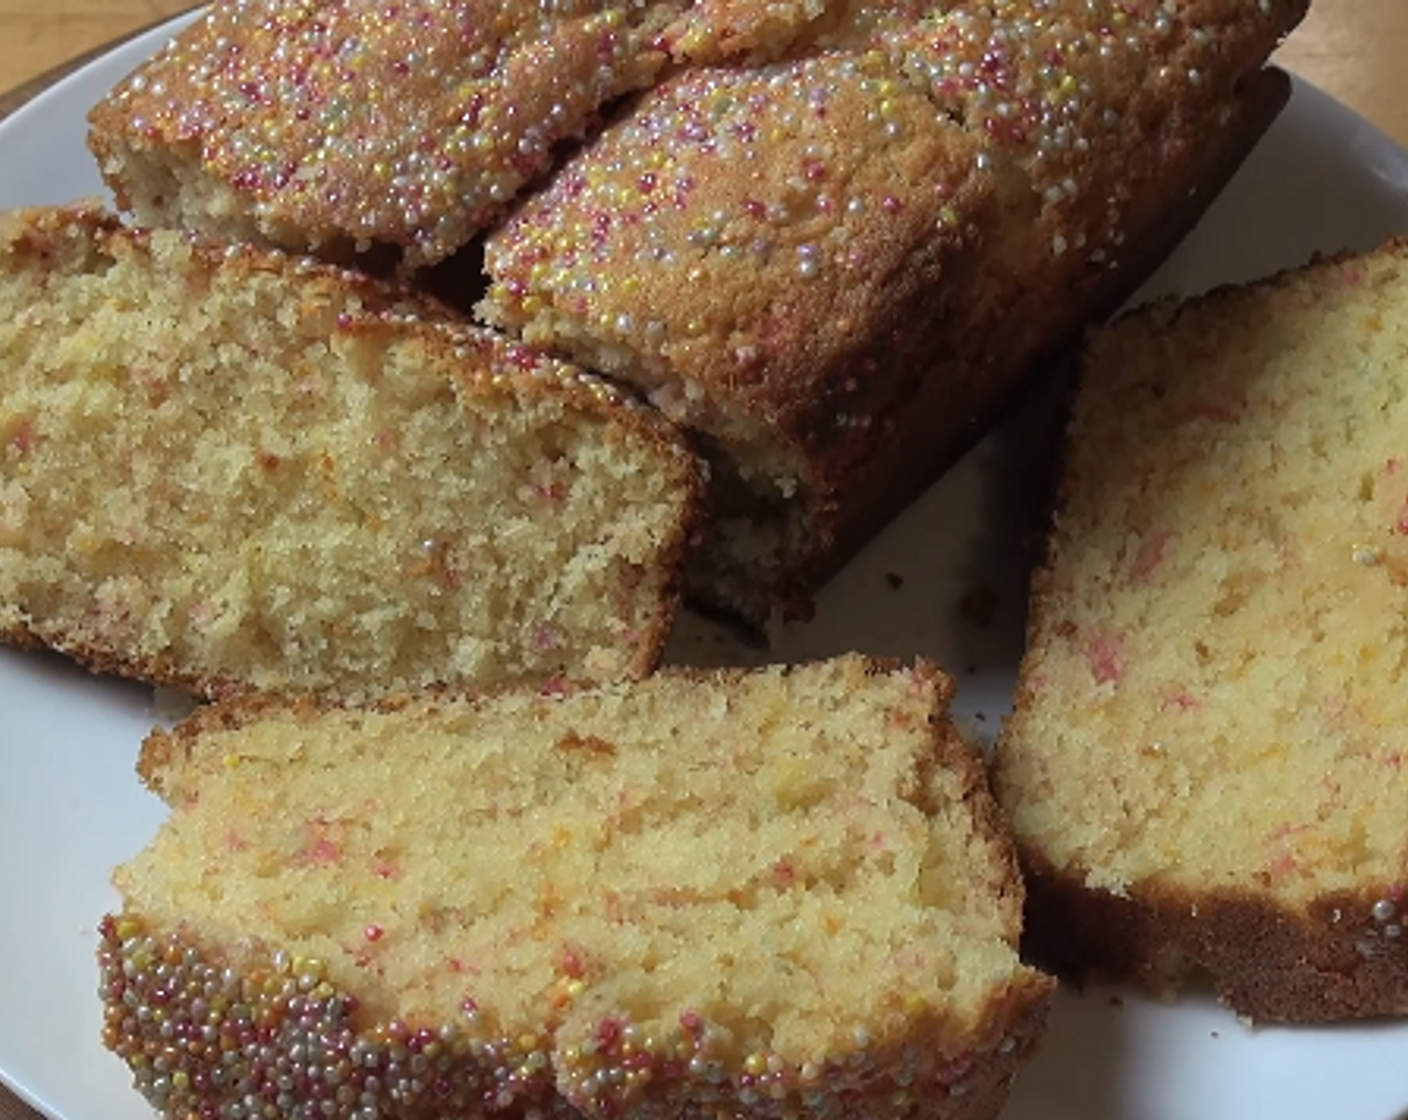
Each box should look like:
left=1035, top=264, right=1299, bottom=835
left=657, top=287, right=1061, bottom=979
left=993, top=242, right=1408, bottom=1023
left=85, top=0, right=843, bottom=270
left=479, top=0, right=1308, bottom=621
left=88, top=0, right=1309, bottom=625
left=0, top=205, right=701, bottom=700
left=100, top=655, right=1055, bottom=1120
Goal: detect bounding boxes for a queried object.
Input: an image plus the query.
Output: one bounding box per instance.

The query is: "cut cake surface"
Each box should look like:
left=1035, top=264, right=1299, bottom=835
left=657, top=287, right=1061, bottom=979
left=101, top=655, right=1054, bottom=1120
left=0, top=205, right=701, bottom=700
left=995, top=242, right=1408, bottom=1022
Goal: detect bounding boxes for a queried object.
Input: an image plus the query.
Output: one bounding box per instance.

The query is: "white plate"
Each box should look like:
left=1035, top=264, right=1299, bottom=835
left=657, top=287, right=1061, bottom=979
left=2, top=16, right=1408, bottom=1120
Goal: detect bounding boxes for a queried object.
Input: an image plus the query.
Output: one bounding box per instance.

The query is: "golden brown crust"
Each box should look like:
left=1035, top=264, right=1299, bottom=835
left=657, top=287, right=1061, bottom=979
left=85, top=0, right=683, bottom=267
left=1, top=204, right=443, bottom=308
left=478, top=1, right=1309, bottom=622
left=798, top=64, right=1296, bottom=614
left=139, top=654, right=948, bottom=792
left=84, top=0, right=855, bottom=269
left=1018, top=847, right=1408, bottom=1023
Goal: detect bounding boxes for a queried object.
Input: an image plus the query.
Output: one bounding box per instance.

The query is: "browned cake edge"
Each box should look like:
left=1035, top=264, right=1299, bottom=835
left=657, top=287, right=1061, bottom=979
left=1016, top=846, right=1408, bottom=1024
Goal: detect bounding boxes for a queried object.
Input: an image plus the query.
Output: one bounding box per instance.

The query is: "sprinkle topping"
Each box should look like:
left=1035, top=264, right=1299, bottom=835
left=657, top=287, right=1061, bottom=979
left=99, top=915, right=1026, bottom=1120
left=98, top=0, right=688, bottom=265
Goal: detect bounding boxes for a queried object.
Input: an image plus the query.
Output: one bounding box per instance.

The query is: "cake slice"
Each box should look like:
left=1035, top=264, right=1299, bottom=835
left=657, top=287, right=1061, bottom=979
left=0, top=205, right=701, bottom=700
left=100, top=655, right=1054, bottom=1120
left=993, top=242, right=1408, bottom=1022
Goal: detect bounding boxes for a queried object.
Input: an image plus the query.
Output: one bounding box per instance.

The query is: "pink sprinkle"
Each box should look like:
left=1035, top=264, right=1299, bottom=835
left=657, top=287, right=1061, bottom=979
left=306, top=838, right=341, bottom=866
left=1086, top=632, right=1125, bottom=685
left=533, top=482, right=565, bottom=506
left=1129, top=530, right=1175, bottom=584
left=1389, top=882, right=1405, bottom=903
left=8, top=418, right=33, bottom=455
left=595, top=1017, right=624, bottom=1048
left=1161, top=686, right=1200, bottom=712
left=559, top=943, right=585, bottom=978
left=771, top=860, right=796, bottom=886
left=539, top=674, right=570, bottom=698
left=1266, top=822, right=1309, bottom=844
left=364, top=925, right=384, bottom=942
left=1344, top=264, right=1365, bottom=286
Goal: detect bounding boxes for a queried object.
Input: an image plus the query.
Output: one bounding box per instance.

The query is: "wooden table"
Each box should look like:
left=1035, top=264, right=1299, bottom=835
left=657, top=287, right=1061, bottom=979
left=0, top=3, right=1401, bottom=1120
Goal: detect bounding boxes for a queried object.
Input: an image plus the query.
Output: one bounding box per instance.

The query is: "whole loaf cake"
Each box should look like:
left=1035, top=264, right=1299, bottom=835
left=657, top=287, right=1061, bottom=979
left=100, top=655, right=1055, bottom=1120
left=994, top=242, right=1408, bottom=1023
left=0, top=205, right=701, bottom=700
left=87, top=0, right=1309, bottom=623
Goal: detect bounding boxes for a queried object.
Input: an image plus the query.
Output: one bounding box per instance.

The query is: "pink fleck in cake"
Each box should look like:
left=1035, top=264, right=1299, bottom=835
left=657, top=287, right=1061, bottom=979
left=101, top=655, right=1054, bottom=1120
left=993, top=242, right=1408, bottom=1022
left=0, top=205, right=701, bottom=700
left=479, top=0, right=1308, bottom=622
